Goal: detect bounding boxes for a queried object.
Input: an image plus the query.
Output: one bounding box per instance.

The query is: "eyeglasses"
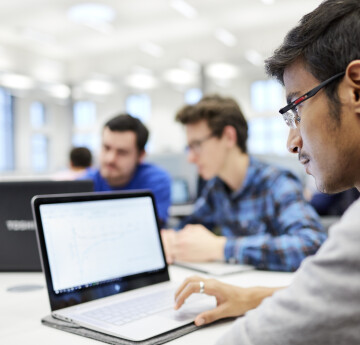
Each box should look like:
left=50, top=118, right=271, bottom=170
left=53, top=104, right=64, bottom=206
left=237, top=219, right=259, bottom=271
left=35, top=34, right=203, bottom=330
left=279, top=71, right=345, bottom=128
left=186, top=133, right=215, bottom=154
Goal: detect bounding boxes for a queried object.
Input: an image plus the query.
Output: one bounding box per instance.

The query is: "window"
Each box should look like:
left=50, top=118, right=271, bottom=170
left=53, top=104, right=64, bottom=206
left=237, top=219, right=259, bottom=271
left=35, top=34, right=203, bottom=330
left=30, top=101, right=48, bottom=172
left=248, top=116, right=289, bottom=156
left=0, top=88, right=13, bottom=171
left=30, top=102, right=46, bottom=128
left=125, top=94, right=151, bottom=124
left=72, top=101, right=97, bottom=152
left=251, top=80, right=283, bottom=112
left=31, top=134, right=48, bottom=172
left=185, top=88, right=202, bottom=105
left=73, top=101, right=96, bottom=128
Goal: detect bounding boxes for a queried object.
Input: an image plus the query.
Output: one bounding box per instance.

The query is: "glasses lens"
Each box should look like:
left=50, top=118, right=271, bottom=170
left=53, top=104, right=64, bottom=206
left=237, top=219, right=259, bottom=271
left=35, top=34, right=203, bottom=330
left=282, top=111, right=297, bottom=129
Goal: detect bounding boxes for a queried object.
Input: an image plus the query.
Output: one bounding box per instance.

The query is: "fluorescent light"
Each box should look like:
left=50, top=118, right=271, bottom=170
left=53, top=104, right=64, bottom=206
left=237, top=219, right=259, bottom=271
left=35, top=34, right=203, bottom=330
left=139, top=41, right=164, bottom=58
left=214, top=28, right=237, bottom=47
left=125, top=73, right=159, bottom=90
left=245, top=49, right=264, bottom=66
left=261, top=0, right=275, bottom=4
left=45, top=83, right=71, bottom=99
left=170, top=0, right=198, bottom=19
left=205, top=62, right=240, bottom=80
left=81, top=79, right=115, bottom=95
left=163, top=68, right=198, bottom=85
left=0, top=73, right=35, bottom=90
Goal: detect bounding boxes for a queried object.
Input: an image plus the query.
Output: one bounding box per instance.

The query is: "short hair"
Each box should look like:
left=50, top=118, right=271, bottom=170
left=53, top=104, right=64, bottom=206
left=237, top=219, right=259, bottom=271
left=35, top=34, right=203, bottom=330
left=70, top=147, right=92, bottom=168
left=175, top=94, right=248, bottom=153
left=265, top=0, right=360, bottom=121
left=104, top=114, right=149, bottom=152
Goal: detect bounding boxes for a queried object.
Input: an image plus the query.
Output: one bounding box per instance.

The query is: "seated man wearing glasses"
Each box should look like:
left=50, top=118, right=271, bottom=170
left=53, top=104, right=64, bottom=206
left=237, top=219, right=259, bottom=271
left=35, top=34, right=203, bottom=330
left=161, top=95, right=326, bottom=272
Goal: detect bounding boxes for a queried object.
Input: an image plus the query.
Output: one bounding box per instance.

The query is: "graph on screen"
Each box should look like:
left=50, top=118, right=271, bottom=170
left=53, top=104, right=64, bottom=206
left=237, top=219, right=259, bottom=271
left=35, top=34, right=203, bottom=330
left=40, top=197, right=165, bottom=293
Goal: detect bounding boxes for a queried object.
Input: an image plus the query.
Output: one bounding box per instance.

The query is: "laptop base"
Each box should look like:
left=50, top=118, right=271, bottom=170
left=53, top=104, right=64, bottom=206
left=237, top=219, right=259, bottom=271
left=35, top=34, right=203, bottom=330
left=42, top=314, right=200, bottom=345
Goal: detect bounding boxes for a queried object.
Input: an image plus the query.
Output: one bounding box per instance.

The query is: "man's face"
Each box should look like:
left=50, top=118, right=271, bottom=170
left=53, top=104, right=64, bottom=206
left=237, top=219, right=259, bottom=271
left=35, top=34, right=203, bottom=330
left=185, top=120, right=229, bottom=180
left=284, top=60, right=359, bottom=193
left=100, top=127, right=143, bottom=187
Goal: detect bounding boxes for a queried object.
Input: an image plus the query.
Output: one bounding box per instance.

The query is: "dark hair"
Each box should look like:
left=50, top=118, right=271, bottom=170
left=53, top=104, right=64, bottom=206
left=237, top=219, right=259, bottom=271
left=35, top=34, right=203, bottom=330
left=70, top=147, right=92, bottom=168
left=175, top=94, right=248, bottom=153
left=265, top=0, right=360, bottom=121
left=104, top=114, right=149, bottom=152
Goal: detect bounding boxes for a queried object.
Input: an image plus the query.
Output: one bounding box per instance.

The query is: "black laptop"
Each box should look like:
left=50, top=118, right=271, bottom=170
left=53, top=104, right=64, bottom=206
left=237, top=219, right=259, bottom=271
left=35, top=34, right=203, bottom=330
left=0, top=180, right=93, bottom=271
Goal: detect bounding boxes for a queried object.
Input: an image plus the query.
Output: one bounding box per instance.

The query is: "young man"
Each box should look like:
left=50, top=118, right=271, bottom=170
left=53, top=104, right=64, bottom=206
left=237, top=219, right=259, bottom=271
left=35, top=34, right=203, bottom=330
left=174, top=1, right=360, bottom=343
left=162, top=95, right=326, bottom=272
left=82, top=114, right=171, bottom=224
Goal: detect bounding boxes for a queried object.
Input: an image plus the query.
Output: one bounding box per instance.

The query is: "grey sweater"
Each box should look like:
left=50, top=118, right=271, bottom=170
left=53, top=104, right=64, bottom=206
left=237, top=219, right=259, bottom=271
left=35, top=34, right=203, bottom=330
left=217, top=198, right=360, bottom=345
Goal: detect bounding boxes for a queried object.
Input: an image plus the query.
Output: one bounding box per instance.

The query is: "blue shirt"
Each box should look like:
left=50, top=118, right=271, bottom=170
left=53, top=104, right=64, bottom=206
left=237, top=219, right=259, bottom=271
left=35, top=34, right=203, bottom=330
left=82, top=163, right=171, bottom=223
left=180, top=156, right=327, bottom=272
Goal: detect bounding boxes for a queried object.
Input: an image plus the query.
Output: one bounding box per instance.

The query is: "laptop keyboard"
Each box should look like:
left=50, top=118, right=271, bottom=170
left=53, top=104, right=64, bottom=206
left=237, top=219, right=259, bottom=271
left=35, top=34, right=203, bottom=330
left=82, top=289, right=175, bottom=326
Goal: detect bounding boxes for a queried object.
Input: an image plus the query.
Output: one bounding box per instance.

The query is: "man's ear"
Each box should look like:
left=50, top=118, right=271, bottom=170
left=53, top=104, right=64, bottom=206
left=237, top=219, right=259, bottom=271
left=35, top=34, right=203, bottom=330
left=346, top=60, right=360, bottom=108
left=222, top=125, right=237, bottom=147
left=138, top=149, right=146, bottom=163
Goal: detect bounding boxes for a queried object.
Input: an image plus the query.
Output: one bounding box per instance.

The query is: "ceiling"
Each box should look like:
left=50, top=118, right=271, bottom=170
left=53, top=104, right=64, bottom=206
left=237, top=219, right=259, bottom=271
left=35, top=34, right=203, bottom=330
left=0, top=0, right=322, bottom=94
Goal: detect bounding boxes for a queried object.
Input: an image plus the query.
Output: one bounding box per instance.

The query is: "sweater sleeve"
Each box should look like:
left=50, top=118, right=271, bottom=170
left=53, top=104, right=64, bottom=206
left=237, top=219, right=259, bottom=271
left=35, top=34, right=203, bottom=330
left=217, top=199, right=360, bottom=345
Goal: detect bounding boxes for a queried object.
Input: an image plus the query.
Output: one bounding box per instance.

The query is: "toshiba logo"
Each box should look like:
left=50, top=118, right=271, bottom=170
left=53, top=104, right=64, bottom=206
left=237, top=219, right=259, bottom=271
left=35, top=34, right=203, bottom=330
left=6, top=220, right=35, bottom=231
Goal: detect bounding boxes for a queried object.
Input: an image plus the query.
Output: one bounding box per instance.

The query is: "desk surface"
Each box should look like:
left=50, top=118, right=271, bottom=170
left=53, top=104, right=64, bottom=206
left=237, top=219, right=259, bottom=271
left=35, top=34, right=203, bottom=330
left=0, top=266, right=294, bottom=345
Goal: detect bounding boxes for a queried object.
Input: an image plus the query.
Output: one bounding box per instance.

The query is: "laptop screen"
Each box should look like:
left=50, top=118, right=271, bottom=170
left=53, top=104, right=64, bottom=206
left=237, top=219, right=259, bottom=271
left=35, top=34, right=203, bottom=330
left=33, top=191, right=170, bottom=311
left=40, top=196, right=165, bottom=294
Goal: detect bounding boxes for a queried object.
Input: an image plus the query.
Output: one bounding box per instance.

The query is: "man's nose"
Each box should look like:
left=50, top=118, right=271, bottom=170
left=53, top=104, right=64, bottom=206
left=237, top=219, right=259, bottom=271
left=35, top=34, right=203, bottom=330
left=105, top=150, right=117, bottom=162
left=287, top=128, right=302, bottom=154
left=187, top=149, right=197, bottom=164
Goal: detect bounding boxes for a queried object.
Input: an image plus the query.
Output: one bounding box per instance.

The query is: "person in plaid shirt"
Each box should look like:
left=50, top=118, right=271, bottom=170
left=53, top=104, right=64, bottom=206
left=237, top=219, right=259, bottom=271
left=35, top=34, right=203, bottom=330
left=161, top=95, right=326, bottom=271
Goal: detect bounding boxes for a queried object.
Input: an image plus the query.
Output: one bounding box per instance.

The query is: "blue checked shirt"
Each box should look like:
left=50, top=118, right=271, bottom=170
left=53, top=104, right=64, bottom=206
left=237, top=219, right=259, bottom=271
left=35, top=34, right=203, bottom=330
left=179, top=156, right=327, bottom=272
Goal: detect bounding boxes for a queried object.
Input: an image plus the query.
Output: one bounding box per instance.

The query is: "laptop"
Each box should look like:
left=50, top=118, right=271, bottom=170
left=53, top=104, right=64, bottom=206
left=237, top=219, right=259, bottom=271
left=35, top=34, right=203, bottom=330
left=32, top=190, right=216, bottom=341
left=0, top=180, right=94, bottom=271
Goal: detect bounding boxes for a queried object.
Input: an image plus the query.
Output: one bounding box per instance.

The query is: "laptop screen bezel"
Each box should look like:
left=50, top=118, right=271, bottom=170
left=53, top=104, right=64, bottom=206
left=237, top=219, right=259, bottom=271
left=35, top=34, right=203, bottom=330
left=32, top=190, right=170, bottom=311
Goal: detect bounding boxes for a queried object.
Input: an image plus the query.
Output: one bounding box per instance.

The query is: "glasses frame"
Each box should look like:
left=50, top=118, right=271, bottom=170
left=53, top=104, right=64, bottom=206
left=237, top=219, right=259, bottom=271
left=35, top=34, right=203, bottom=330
left=279, top=71, right=345, bottom=128
left=186, top=133, right=215, bottom=154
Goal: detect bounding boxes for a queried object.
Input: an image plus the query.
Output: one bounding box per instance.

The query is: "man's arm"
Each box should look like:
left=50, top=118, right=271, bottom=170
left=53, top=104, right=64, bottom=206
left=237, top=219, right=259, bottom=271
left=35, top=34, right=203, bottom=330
left=225, top=174, right=327, bottom=271
left=217, top=203, right=360, bottom=344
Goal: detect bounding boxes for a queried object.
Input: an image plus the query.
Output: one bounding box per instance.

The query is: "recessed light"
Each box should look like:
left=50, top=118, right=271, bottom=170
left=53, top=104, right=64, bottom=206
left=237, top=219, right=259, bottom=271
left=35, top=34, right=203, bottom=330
left=214, top=28, right=238, bottom=47
left=125, top=73, right=159, bottom=90
left=205, top=62, right=240, bottom=80
left=170, top=0, right=198, bottom=19
left=0, top=73, right=35, bottom=90
left=163, top=68, right=198, bottom=85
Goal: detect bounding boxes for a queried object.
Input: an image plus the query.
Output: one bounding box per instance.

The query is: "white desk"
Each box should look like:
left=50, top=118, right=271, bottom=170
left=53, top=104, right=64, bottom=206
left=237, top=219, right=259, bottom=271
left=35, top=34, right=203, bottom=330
left=0, top=266, right=294, bottom=344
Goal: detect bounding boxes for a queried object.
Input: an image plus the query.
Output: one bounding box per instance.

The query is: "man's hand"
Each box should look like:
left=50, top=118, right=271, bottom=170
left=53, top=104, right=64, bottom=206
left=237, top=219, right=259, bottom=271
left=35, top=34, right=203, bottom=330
left=161, top=229, right=177, bottom=264
left=174, top=276, right=282, bottom=326
left=173, top=224, right=226, bottom=262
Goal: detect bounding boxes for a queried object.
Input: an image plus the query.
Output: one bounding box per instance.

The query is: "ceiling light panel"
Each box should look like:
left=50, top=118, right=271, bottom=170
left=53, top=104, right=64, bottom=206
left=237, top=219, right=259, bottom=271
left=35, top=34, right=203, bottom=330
left=214, top=28, right=238, bottom=47
left=205, top=62, right=240, bottom=80
left=170, top=0, right=198, bottom=19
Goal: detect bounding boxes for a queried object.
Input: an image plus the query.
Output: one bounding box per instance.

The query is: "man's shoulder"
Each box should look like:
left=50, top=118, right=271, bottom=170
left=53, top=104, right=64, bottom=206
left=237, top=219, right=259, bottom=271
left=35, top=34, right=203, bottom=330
left=139, top=162, right=171, bottom=178
left=135, top=163, right=171, bottom=188
left=80, top=167, right=100, bottom=179
left=250, top=156, right=301, bottom=185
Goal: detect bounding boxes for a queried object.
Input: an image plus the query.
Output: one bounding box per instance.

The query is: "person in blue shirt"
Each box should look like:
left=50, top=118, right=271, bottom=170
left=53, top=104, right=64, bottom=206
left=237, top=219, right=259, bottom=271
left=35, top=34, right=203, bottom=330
left=161, top=95, right=326, bottom=271
left=82, top=114, right=171, bottom=225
